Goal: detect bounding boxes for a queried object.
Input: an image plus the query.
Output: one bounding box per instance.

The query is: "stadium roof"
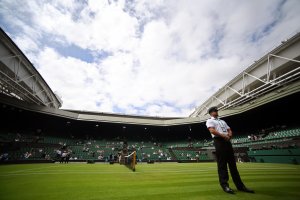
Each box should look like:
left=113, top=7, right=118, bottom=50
left=0, top=28, right=299, bottom=126
left=190, top=32, right=300, bottom=117
left=0, top=27, right=62, bottom=108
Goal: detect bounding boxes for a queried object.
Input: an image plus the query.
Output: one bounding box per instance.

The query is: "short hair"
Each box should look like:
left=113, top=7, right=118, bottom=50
left=208, top=106, right=218, bottom=114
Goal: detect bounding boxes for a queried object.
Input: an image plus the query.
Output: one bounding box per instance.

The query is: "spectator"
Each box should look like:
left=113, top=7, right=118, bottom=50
left=65, top=152, right=70, bottom=164
left=24, top=152, right=31, bottom=159
left=60, top=151, right=67, bottom=163
left=0, top=153, right=8, bottom=161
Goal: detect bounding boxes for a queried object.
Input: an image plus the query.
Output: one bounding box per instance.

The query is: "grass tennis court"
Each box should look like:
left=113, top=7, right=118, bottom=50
left=0, top=162, right=299, bottom=200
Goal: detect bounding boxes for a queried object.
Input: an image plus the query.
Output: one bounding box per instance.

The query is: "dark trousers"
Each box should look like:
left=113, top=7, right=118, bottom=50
left=213, top=137, right=244, bottom=189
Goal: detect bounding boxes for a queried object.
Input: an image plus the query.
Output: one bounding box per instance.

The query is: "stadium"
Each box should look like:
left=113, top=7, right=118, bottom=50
left=1, top=3, right=300, bottom=200
left=1, top=26, right=300, bottom=199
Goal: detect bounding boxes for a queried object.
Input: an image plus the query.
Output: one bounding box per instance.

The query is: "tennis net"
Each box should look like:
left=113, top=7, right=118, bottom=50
left=124, top=151, right=136, bottom=172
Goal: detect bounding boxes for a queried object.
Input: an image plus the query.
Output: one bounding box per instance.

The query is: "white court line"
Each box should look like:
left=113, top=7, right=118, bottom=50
left=207, top=166, right=298, bottom=170
left=239, top=167, right=298, bottom=170
left=7, top=165, right=60, bottom=174
left=2, top=167, right=299, bottom=177
left=0, top=171, right=141, bottom=177
left=9, top=167, right=299, bottom=174
left=0, top=169, right=214, bottom=177
left=137, top=167, right=298, bottom=171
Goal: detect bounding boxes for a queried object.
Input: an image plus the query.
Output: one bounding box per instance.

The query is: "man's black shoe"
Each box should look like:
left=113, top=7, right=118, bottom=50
left=238, top=186, right=254, bottom=193
left=222, top=186, right=235, bottom=194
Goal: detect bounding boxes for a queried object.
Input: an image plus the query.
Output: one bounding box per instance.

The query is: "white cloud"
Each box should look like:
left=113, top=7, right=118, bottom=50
left=0, top=0, right=300, bottom=117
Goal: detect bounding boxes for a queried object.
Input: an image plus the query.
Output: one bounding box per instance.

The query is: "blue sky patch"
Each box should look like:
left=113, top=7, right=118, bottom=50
left=51, top=43, right=94, bottom=63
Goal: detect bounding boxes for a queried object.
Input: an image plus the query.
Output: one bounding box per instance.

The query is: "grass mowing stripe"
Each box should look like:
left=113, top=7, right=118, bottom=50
left=6, top=165, right=61, bottom=173
left=0, top=162, right=299, bottom=200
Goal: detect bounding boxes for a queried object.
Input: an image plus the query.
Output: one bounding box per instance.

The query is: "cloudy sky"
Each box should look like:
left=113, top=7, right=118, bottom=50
left=0, top=0, right=299, bottom=117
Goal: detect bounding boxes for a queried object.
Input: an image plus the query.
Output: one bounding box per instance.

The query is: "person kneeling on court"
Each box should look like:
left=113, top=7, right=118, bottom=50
left=206, top=107, right=254, bottom=194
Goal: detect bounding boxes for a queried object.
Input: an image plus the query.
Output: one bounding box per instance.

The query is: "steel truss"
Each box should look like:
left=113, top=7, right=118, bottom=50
left=0, top=54, right=52, bottom=106
left=192, top=54, right=300, bottom=117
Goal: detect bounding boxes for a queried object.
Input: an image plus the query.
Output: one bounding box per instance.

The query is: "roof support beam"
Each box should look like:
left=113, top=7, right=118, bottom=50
left=226, top=86, right=243, bottom=97
left=212, top=96, right=225, bottom=105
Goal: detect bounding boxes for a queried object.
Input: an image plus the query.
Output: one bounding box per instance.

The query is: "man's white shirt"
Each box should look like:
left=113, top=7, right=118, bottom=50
left=206, top=117, right=230, bottom=138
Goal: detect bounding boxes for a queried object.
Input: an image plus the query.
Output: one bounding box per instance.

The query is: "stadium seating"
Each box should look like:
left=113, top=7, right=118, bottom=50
left=1, top=127, right=299, bottom=163
left=172, top=149, right=209, bottom=161
left=248, top=147, right=300, bottom=164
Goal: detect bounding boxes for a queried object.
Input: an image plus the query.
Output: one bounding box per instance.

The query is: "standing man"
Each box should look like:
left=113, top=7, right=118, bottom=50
left=206, top=107, right=254, bottom=194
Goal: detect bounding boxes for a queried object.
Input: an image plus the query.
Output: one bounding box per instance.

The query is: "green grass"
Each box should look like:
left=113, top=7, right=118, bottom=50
left=0, top=162, right=299, bottom=200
